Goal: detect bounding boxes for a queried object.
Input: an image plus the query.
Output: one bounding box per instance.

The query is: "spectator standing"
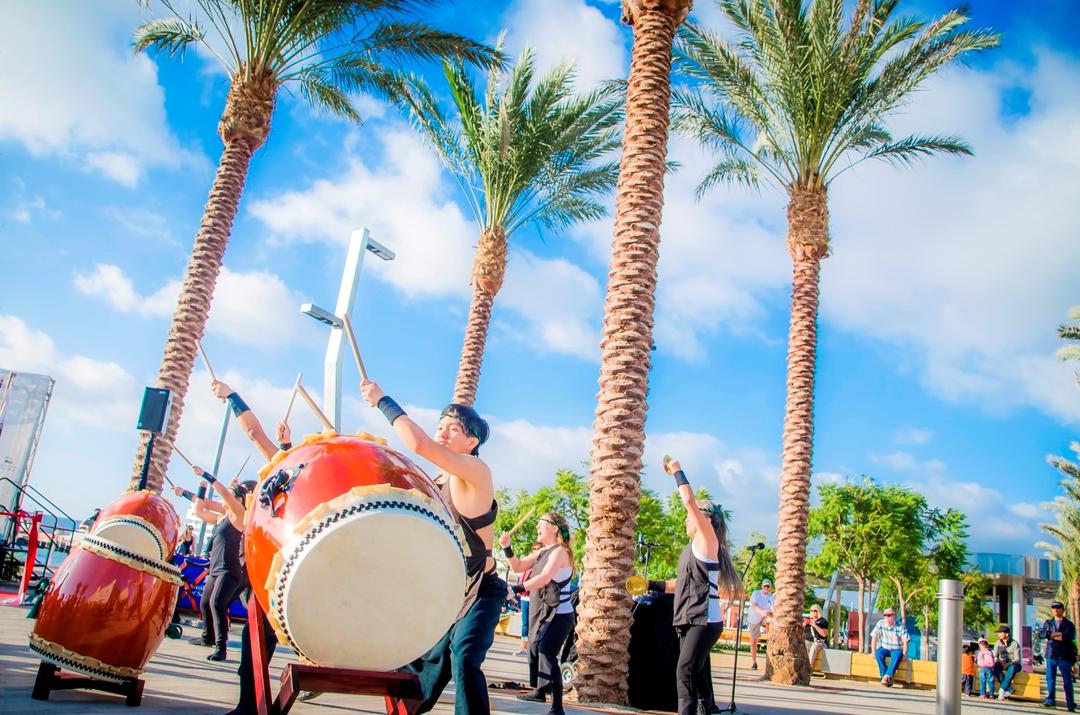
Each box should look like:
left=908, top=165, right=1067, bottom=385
left=804, top=604, right=829, bottom=675
left=176, top=525, right=195, bottom=556
left=1040, top=600, right=1077, bottom=711
left=747, top=579, right=774, bottom=670
left=976, top=637, right=996, bottom=699
left=993, top=624, right=1021, bottom=701
left=870, top=608, right=909, bottom=687
left=961, top=643, right=975, bottom=696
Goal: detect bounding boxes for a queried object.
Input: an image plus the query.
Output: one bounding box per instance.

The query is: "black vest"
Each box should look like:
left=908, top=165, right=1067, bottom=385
left=527, top=545, right=573, bottom=643
left=673, top=543, right=720, bottom=627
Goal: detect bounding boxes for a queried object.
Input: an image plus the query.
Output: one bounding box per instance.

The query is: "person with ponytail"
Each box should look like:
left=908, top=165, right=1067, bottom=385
left=647, top=458, right=741, bottom=715
left=500, top=512, right=575, bottom=715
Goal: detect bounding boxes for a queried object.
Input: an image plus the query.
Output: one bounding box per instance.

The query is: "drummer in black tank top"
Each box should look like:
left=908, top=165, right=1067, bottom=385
left=362, top=379, right=505, bottom=715
left=647, top=458, right=742, bottom=715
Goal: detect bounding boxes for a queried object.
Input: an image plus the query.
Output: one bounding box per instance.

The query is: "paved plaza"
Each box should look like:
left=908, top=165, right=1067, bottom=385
left=0, top=604, right=1043, bottom=714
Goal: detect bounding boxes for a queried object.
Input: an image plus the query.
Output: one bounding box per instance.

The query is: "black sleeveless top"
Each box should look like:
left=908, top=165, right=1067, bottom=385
left=527, top=545, right=573, bottom=642
left=209, top=518, right=242, bottom=576
left=673, top=543, right=721, bottom=627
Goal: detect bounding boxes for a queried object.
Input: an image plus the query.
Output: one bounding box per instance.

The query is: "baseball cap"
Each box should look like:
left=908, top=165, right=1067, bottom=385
left=1052, top=600, right=1065, bottom=609
left=883, top=608, right=895, bottom=615
left=762, top=579, right=772, bottom=586
left=996, top=625, right=1010, bottom=634
left=978, top=637, right=988, bottom=643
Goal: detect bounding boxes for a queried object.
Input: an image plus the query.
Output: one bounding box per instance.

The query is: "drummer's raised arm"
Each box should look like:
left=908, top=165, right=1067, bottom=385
left=211, top=379, right=278, bottom=460
left=360, top=379, right=491, bottom=488
left=194, top=466, right=246, bottom=530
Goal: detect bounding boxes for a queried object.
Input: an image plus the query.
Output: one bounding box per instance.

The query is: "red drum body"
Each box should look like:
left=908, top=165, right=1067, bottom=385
left=93, top=490, right=181, bottom=561
left=30, top=538, right=182, bottom=682
left=246, top=432, right=466, bottom=671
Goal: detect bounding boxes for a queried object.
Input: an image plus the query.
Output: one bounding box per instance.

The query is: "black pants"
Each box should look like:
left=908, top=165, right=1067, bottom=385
left=201, top=570, right=243, bottom=655
left=409, top=590, right=504, bottom=715
left=528, top=613, right=574, bottom=714
left=676, top=623, right=723, bottom=715
left=231, top=613, right=279, bottom=714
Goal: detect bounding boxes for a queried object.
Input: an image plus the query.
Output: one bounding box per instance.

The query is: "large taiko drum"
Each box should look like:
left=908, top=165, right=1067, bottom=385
left=92, top=490, right=181, bottom=560
left=246, top=431, right=466, bottom=671
left=30, top=537, right=183, bottom=682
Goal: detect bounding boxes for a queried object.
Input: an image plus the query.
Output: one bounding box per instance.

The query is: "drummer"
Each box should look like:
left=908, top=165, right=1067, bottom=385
left=361, top=379, right=505, bottom=715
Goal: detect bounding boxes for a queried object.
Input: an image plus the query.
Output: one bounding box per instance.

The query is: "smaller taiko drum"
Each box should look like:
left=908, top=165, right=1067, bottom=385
left=30, top=537, right=182, bottom=682
left=92, top=490, right=181, bottom=561
left=246, top=432, right=467, bottom=671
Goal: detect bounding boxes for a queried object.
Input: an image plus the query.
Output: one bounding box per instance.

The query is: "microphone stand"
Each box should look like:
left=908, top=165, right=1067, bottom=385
left=725, top=547, right=761, bottom=714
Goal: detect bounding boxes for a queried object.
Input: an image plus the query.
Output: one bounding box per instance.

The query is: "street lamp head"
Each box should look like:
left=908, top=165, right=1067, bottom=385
left=301, top=303, right=343, bottom=328
left=365, top=237, right=395, bottom=261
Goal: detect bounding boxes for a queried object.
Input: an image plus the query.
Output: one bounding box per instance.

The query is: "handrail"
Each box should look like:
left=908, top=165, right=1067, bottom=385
left=19, top=482, right=77, bottom=534
left=0, top=477, right=78, bottom=579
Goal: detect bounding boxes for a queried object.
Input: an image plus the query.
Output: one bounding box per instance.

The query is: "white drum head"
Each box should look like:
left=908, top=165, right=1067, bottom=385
left=274, top=491, right=466, bottom=670
left=92, top=517, right=165, bottom=561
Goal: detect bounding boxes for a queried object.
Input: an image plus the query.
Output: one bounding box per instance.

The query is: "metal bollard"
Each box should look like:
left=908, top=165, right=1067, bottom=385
left=937, top=579, right=964, bottom=715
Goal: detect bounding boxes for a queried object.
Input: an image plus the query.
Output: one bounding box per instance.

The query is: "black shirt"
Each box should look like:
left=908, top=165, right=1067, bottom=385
left=805, top=616, right=829, bottom=642
left=209, top=518, right=242, bottom=576
left=673, top=543, right=720, bottom=627
left=1040, top=617, right=1078, bottom=662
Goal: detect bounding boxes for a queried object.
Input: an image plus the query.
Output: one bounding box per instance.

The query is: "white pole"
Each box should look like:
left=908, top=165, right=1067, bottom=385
left=323, top=228, right=370, bottom=430
left=936, top=579, right=963, bottom=715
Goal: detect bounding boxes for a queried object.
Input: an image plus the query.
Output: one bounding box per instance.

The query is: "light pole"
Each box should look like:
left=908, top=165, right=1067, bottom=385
left=301, top=228, right=394, bottom=430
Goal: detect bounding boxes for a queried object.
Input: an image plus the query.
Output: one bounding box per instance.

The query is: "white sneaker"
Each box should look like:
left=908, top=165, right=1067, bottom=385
left=513, top=649, right=527, bottom=657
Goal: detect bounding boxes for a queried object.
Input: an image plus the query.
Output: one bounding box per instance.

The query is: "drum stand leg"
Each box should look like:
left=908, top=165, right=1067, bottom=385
left=247, top=594, right=422, bottom=715
left=31, top=660, right=145, bottom=707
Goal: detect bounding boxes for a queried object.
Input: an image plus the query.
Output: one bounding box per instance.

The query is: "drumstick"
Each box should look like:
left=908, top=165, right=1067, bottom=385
left=341, top=316, right=368, bottom=381
left=197, top=341, right=218, bottom=382
left=282, top=372, right=303, bottom=424
left=170, top=442, right=195, bottom=469
left=296, top=382, right=335, bottom=431
left=232, top=455, right=251, bottom=482
left=504, top=507, right=536, bottom=538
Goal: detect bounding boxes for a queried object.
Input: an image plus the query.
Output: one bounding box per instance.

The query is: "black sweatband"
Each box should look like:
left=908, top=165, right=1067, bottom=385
left=201, top=471, right=217, bottom=485
left=502, top=545, right=514, bottom=558
left=648, top=579, right=666, bottom=593
left=377, top=396, right=407, bottom=425
left=279, top=442, right=292, bottom=451
left=196, top=485, right=207, bottom=500
left=226, top=392, right=250, bottom=417
left=179, top=489, right=196, bottom=502
left=512, top=584, right=526, bottom=595
left=673, top=469, right=690, bottom=487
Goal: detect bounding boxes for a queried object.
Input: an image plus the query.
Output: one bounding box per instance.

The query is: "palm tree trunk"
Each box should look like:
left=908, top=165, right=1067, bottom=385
left=452, top=226, right=507, bottom=406
left=128, top=75, right=275, bottom=493
left=574, top=0, right=689, bottom=705
left=1070, top=578, right=1080, bottom=631
left=767, top=185, right=829, bottom=685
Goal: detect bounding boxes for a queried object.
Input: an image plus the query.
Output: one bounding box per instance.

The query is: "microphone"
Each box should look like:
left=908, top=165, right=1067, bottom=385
left=748, top=542, right=766, bottom=552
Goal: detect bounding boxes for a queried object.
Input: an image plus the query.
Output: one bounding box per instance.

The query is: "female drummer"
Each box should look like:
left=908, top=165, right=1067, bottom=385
left=647, top=458, right=741, bottom=715
left=500, top=513, right=575, bottom=715
left=185, top=463, right=254, bottom=662
left=361, top=378, right=505, bottom=715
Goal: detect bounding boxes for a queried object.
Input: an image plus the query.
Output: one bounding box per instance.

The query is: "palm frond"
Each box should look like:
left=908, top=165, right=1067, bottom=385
left=295, top=69, right=363, bottom=123
left=132, top=17, right=204, bottom=58
left=696, top=158, right=763, bottom=197
left=863, top=134, right=972, bottom=167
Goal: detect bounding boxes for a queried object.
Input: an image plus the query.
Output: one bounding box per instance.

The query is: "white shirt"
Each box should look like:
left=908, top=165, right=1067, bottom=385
left=691, top=544, right=722, bottom=623
left=748, top=589, right=774, bottom=625
left=553, top=567, right=574, bottom=615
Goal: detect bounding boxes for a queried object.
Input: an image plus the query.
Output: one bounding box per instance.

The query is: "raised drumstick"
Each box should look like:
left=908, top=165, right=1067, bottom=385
left=197, top=341, right=218, bottom=382
left=341, top=316, right=368, bottom=381
left=169, top=442, right=195, bottom=469
left=296, top=382, right=335, bottom=431
left=504, top=507, right=537, bottom=539
left=282, top=372, right=303, bottom=424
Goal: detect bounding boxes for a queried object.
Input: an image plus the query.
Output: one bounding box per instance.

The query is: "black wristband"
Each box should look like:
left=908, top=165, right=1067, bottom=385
left=196, top=484, right=207, bottom=500
left=226, top=392, right=250, bottom=417
left=201, top=471, right=217, bottom=485
left=376, top=396, right=407, bottom=425
left=647, top=579, right=666, bottom=593
left=180, top=489, right=196, bottom=502
left=512, top=584, right=526, bottom=595
left=502, top=545, right=514, bottom=558
left=673, top=469, right=690, bottom=487
left=279, top=442, right=292, bottom=451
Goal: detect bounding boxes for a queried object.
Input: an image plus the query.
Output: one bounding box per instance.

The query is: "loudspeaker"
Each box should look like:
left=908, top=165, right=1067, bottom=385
left=137, top=387, right=172, bottom=433
left=629, top=593, right=680, bottom=711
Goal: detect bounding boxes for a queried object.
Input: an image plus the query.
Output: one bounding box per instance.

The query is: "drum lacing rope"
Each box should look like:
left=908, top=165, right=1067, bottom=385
left=270, top=498, right=466, bottom=659
left=81, top=534, right=184, bottom=585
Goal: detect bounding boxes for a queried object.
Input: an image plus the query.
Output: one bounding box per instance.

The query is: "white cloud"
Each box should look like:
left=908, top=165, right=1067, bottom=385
left=0, top=1, right=196, bottom=186
left=249, top=128, right=475, bottom=300
left=73, top=263, right=315, bottom=349
left=870, top=451, right=921, bottom=472
left=893, top=426, right=933, bottom=446
left=501, top=0, right=627, bottom=91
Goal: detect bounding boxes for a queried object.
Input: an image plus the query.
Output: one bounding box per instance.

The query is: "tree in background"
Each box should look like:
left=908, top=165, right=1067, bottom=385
left=129, top=0, right=493, bottom=492
left=807, top=478, right=927, bottom=653
left=1040, top=444, right=1080, bottom=628
left=672, top=0, right=998, bottom=684
left=733, top=531, right=777, bottom=594
left=403, top=47, right=622, bottom=406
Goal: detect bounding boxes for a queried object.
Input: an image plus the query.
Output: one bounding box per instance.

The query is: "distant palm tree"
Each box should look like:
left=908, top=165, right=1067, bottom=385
left=1040, top=446, right=1080, bottom=630
left=129, top=0, right=493, bottom=492
left=673, top=0, right=998, bottom=684
left=403, top=47, right=622, bottom=406
left=573, top=0, right=693, bottom=705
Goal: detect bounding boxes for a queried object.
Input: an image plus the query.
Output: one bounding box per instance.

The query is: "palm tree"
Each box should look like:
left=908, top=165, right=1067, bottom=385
left=1040, top=445, right=1080, bottom=628
left=573, top=0, right=693, bottom=705
left=129, top=1, right=493, bottom=492
left=402, top=47, right=622, bottom=406
left=672, top=0, right=998, bottom=684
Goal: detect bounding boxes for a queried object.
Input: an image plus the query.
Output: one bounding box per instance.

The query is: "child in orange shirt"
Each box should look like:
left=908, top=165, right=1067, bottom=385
left=961, top=643, right=976, bottom=696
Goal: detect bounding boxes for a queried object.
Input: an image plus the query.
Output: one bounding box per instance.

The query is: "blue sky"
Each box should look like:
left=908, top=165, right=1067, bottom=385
left=1, top=0, right=1078, bottom=556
